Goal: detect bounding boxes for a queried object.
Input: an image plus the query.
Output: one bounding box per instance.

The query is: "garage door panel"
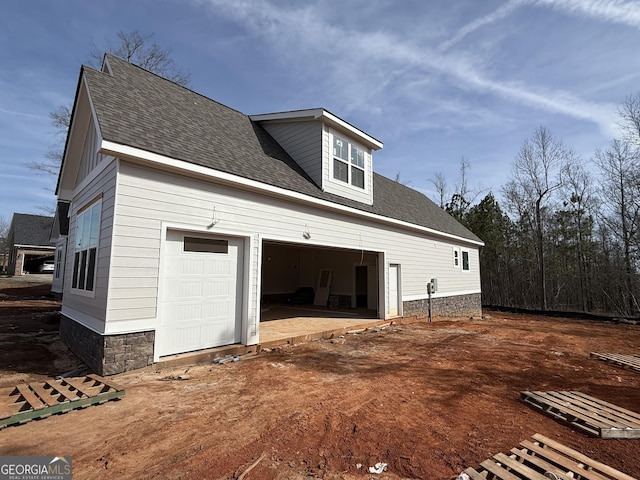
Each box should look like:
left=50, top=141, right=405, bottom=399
left=157, top=231, right=244, bottom=358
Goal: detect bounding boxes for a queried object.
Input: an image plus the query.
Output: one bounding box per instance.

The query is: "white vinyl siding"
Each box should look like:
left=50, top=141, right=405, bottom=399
left=61, top=159, right=117, bottom=333
left=108, top=162, right=480, bottom=336
left=259, top=121, right=323, bottom=187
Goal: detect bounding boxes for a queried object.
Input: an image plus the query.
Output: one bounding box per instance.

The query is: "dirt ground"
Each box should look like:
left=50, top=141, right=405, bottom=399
left=0, top=278, right=639, bottom=480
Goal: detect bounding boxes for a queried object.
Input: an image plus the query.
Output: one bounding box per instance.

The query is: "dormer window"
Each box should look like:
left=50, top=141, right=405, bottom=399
left=333, top=135, right=365, bottom=189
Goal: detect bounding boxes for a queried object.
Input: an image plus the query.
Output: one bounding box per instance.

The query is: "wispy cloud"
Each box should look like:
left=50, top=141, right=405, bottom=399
left=438, top=0, right=525, bottom=51
left=538, top=0, right=640, bottom=28
left=0, top=108, right=47, bottom=120
left=193, top=0, right=619, bottom=136
left=440, top=0, right=640, bottom=52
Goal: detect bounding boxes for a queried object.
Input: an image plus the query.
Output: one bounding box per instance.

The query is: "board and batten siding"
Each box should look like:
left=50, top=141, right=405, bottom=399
left=321, top=126, right=374, bottom=205
left=78, top=115, right=109, bottom=185
left=61, top=159, right=118, bottom=334
left=109, top=161, right=480, bottom=337
left=259, top=121, right=323, bottom=187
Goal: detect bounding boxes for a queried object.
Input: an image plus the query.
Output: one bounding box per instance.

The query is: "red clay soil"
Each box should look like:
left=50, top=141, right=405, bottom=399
left=0, top=278, right=639, bottom=479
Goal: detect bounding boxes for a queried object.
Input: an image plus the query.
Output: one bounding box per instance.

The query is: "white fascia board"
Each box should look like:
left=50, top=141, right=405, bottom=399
left=100, top=140, right=484, bottom=247
left=14, top=244, right=56, bottom=249
left=250, top=108, right=383, bottom=151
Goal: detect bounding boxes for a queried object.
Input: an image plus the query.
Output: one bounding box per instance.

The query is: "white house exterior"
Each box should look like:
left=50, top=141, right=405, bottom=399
left=54, top=55, right=483, bottom=375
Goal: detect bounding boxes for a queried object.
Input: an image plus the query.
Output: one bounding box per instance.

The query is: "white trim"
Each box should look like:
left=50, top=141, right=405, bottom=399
left=60, top=306, right=105, bottom=334
left=13, top=245, right=55, bottom=250
left=100, top=140, right=484, bottom=247
left=104, top=318, right=157, bottom=335
left=402, top=289, right=481, bottom=302
left=249, top=108, right=383, bottom=150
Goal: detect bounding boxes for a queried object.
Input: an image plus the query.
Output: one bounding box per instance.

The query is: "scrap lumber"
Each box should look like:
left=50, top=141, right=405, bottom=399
left=0, top=375, right=124, bottom=429
left=591, top=353, right=640, bottom=374
left=520, top=391, right=640, bottom=438
left=464, top=433, right=637, bottom=480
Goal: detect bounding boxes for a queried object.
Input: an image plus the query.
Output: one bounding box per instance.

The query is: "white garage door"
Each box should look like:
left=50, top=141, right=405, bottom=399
left=156, top=230, right=244, bottom=357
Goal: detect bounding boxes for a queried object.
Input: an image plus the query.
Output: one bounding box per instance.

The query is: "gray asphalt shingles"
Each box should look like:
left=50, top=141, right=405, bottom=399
left=83, top=55, right=481, bottom=243
left=9, top=214, right=55, bottom=246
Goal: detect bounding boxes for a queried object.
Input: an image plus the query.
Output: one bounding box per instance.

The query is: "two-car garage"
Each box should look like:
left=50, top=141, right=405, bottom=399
left=155, top=230, right=385, bottom=359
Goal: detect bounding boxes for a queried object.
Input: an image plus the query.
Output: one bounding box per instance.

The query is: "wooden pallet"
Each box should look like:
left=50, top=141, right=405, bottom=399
left=521, top=391, right=640, bottom=438
left=591, top=353, right=640, bottom=373
left=0, top=375, right=124, bottom=429
left=464, top=433, right=638, bottom=480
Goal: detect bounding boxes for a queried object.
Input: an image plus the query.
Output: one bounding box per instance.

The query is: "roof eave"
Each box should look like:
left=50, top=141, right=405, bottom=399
left=249, top=108, right=383, bottom=151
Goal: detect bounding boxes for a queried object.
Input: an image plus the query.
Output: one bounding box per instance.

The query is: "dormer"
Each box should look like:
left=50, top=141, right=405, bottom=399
left=250, top=109, right=383, bottom=205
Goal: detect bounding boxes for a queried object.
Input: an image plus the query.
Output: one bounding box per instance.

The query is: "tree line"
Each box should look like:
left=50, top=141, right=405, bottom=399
left=439, top=97, right=640, bottom=317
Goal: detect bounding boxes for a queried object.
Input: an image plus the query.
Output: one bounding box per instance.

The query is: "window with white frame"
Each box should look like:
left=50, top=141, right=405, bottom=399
left=462, top=250, right=470, bottom=271
left=54, top=247, right=63, bottom=279
left=72, top=199, right=101, bottom=292
left=332, top=135, right=366, bottom=189
left=453, top=248, right=460, bottom=268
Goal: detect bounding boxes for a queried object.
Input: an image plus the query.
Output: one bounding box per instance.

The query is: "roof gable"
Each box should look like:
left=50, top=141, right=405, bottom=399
left=80, top=54, right=481, bottom=245
left=9, top=214, right=55, bottom=247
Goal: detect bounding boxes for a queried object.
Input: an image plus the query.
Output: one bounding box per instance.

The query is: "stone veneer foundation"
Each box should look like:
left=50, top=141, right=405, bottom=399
left=403, top=292, right=482, bottom=319
left=60, top=315, right=154, bottom=375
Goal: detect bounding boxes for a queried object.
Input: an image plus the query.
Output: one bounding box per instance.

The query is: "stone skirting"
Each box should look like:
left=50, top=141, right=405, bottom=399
left=403, top=292, right=482, bottom=319
left=60, top=315, right=155, bottom=375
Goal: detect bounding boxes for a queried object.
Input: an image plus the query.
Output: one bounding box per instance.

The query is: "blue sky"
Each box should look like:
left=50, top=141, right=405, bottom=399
left=2, top=0, right=640, bottom=223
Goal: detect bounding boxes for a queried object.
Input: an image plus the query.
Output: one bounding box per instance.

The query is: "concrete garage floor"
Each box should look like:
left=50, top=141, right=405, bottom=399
left=158, top=304, right=384, bottom=368
left=259, top=304, right=381, bottom=344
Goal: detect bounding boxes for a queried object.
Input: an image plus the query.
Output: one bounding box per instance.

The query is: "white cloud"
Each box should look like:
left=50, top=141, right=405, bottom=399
left=438, top=0, right=525, bottom=51
left=537, top=0, right=640, bottom=28
left=192, top=0, right=620, bottom=136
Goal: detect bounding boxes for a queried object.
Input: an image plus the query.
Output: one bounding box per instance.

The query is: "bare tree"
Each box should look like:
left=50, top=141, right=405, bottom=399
left=87, top=31, right=190, bottom=86
left=30, top=31, right=190, bottom=181
left=445, top=158, right=488, bottom=221
left=428, top=172, right=448, bottom=208
left=0, top=216, right=9, bottom=274
left=503, top=127, right=572, bottom=311
left=594, top=138, right=640, bottom=314
left=559, top=160, right=596, bottom=311
left=394, top=172, right=412, bottom=186
left=618, top=94, right=640, bottom=147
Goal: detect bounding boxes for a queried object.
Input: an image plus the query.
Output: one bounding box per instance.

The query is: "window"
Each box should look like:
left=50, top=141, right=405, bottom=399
left=54, top=247, right=63, bottom=279
left=332, top=135, right=366, bottom=189
left=72, top=199, right=101, bottom=292
left=453, top=249, right=460, bottom=268
left=462, top=250, right=470, bottom=271
left=184, top=237, right=228, bottom=254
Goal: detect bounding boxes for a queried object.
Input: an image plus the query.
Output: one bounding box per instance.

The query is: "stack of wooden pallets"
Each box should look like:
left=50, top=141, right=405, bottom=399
left=464, top=351, right=640, bottom=480
left=0, top=374, right=124, bottom=429
left=464, top=433, right=636, bottom=480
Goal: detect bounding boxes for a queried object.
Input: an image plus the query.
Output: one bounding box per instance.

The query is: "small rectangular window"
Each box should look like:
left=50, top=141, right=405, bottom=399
left=351, top=166, right=364, bottom=188
left=462, top=251, right=469, bottom=271
left=351, top=145, right=365, bottom=168
left=453, top=249, right=460, bottom=268
left=184, top=237, right=228, bottom=253
left=333, top=137, right=347, bottom=160
left=333, top=158, right=348, bottom=182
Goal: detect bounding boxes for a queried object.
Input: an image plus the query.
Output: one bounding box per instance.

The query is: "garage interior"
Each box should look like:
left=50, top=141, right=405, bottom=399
left=260, top=241, right=380, bottom=341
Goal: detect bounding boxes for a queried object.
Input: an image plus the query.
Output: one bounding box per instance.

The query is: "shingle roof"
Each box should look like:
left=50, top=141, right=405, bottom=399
left=82, top=54, right=481, bottom=244
left=9, top=214, right=55, bottom=247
